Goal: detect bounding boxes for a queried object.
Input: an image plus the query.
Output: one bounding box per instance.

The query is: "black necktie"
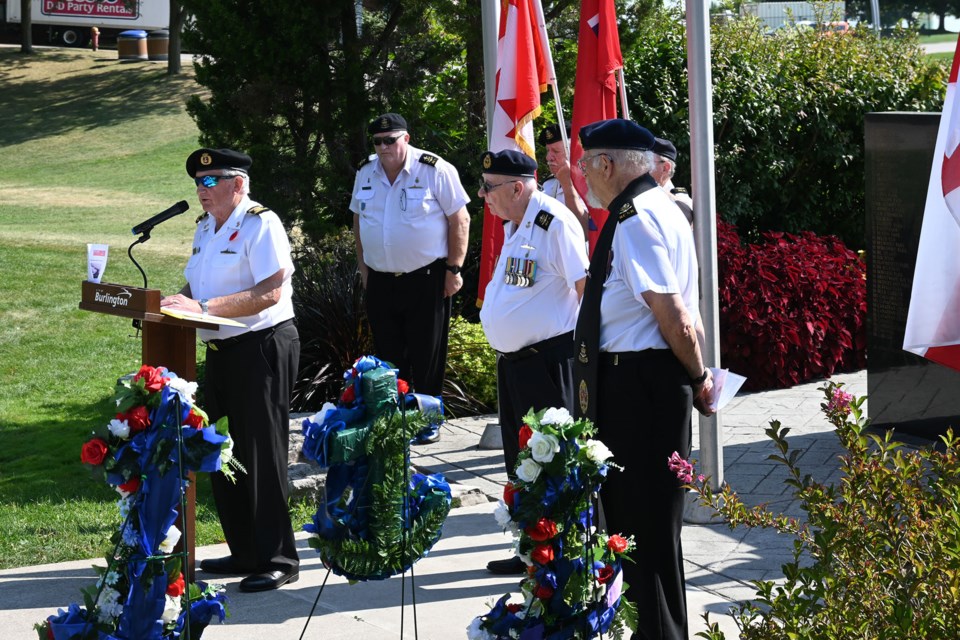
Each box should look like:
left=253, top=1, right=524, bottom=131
left=573, top=174, right=658, bottom=420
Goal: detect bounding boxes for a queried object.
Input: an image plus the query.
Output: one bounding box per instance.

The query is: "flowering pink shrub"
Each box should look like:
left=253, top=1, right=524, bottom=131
left=717, top=221, right=866, bottom=391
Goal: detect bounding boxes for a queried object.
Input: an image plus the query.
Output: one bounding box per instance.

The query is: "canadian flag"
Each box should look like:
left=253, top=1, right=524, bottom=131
left=478, top=0, right=554, bottom=305
left=903, top=39, right=960, bottom=371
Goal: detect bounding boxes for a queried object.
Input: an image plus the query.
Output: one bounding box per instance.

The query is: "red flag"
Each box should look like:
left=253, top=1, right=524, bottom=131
left=569, top=0, right=623, bottom=254
left=904, top=38, right=960, bottom=371
left=478, top=0, right=554, bottom=306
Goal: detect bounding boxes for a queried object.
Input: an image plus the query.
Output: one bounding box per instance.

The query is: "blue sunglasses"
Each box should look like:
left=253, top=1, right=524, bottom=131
left=194, top=174, right=238, bottom=188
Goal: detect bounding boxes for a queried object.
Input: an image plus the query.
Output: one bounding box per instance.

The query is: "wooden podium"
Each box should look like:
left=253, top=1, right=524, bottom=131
left=80, top=281, right=223, bottom=581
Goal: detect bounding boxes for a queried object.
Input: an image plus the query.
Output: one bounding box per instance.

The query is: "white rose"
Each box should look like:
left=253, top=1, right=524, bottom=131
left=583, top=439, right=613, bottom=463
left=466, top=617, right=495, bottom=640
left=167, top=377, right=198, bottom=401
left=516, top=458, right=542, bottom=483
left=493, top=500, right=513, bottom=528
left=161, top=594, right=181, bottom=624
left=540, top=407, right=573, bottom=426
left=108, top=418, right=131, bottom=440
left=221, top=436, right=234, bottom=463
left=311, top=402, right=337, bottom=425
left=529, top=432, right=560, bottom=464
left=159, top=525, right=181, bottom=554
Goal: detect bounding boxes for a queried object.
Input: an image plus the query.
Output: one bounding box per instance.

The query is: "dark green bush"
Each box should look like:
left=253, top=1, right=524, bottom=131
left=622, top=8, right=946, bottom=247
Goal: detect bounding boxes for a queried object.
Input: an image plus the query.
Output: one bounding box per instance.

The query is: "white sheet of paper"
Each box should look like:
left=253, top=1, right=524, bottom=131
left=708, top=368, right=746, bottom=412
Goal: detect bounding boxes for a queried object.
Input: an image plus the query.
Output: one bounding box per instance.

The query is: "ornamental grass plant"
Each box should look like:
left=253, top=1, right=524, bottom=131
left=692, top=383, right=960, bottom=639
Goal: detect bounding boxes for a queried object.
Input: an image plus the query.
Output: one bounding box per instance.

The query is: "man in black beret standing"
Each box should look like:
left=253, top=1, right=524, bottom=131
left=651, top=137, right=694, bottom=225
left=539, top=122, right=589, bottom=234
left=161, top=148, right=300, bottom=592
left=573, top=120, right=716, bottom=639
left=350, top=114, right=470, bottom=443
left=478, top=149, right=589, bottom=575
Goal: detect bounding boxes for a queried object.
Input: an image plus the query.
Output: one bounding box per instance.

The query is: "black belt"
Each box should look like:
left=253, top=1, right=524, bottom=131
left=600, top=349, right=666, bottom=366
left=369, top=258, right=444, bottom=278
left=498, top=331, right=573, bottom=362
left=205, top=319, right=293, bottom=352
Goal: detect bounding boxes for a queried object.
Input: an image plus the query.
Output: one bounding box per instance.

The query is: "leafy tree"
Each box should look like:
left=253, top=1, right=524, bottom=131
left=622, top=7, right=946, bottom=247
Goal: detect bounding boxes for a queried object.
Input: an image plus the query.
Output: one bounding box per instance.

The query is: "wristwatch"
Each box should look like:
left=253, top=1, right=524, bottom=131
left=691, top=369, right=709, bottom=386
left=445, top=264, right=462, bottom=275
left=199, top=299, right=209, bottom=315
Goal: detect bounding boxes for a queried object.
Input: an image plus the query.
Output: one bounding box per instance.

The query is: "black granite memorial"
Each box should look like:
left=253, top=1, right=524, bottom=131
left=866, top=112, right=960, bottom=439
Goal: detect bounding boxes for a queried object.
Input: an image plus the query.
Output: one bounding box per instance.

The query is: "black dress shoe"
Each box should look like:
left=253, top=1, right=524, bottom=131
left=239, top=568, right=299, bottom=592
left=199, top=556, right=255, bottom=575
left=486, top=556, right=527, bottom=575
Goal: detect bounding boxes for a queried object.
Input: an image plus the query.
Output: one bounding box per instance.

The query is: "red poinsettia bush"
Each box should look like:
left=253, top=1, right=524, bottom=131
left=717, top=220, right=865, bottom=390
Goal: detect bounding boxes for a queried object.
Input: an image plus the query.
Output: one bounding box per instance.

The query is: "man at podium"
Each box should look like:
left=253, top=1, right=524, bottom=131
left=160, top=147, right=300, bottom=593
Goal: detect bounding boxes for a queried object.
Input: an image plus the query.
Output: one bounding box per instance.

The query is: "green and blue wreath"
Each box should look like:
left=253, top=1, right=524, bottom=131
left=301, top=355, right=452, bottom=581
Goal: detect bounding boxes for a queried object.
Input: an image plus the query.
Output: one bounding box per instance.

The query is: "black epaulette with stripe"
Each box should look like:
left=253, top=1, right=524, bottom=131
left=617, top=200, right=639, bottom=223
left=419, top=153, right=439, bottom=167
left=358, top=155, right=374, bottom=169
left=247, top=205, right=271, bottom=216
left=534, top=210, right=555, bottom=231
left=195, top=212, right=207, bottom=224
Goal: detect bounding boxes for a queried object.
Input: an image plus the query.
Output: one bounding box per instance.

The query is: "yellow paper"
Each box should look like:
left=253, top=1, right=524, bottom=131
left=160, top=307, right=247, bottom=328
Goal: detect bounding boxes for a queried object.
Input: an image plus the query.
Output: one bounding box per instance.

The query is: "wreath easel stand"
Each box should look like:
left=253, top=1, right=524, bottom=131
left=298, top=357, right=452, bottom=639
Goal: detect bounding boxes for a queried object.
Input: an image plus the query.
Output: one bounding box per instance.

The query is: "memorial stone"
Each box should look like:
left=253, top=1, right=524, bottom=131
left=866, top=112, right=960, bottom=439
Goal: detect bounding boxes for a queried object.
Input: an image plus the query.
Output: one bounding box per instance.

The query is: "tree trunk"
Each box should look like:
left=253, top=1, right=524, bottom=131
left=167, top=0, right=186, bottom=75
left=20, top=0, right=33, bottom=53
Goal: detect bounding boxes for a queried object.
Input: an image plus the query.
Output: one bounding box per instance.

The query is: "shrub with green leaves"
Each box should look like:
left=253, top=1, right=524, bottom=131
left=445, top=316, right=497, bottom=415
left=692, top=383, right=960, bottom=639
left=623, top=7, right=946, bottom=247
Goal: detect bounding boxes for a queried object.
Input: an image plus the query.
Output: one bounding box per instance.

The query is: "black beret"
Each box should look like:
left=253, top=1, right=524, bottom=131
left=538, top=121, right=571, bottom=146
left=480, top=149, right=538, bottom=177
left=368, top=113, right=408, bottom=135
left=185, top=148, right=252, bottom=177
left=579, top=119, right=655, bottom=151
left=653, top=137, right=678, bottom=161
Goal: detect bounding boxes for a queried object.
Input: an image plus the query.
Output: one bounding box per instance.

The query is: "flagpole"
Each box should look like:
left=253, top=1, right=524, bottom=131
left=482, top=0, right=500, bottom=142
left=617, top=68, right=630, bottom=120
left=685, top=0, right=723, bottom=522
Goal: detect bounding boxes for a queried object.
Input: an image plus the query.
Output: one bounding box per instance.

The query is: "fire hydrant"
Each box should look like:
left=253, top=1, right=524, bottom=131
left=90, top=27, right=99, bottom=52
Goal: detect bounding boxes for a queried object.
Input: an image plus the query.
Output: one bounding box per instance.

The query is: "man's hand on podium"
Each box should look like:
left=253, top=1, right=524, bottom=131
left=161, top=293, right=203, bottom=315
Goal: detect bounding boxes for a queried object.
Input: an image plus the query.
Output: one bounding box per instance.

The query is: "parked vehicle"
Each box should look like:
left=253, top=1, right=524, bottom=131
left=1, top=0, right=168, bottom=47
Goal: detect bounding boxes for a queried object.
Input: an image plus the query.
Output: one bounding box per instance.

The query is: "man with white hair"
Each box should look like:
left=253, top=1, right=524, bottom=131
left=573, top=120, right=716, bottom=639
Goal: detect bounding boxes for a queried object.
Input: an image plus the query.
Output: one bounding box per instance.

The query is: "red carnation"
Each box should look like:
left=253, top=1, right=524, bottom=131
left=506, top=603, right=522, bottom=613
left=525, top=518, right=558, bottom=542
left=341, top=384, right=356, bottom=404
left=607, top=534, right=628, bottom=553
left=166, top=572, right=185, bottom=597
left=397, top=379, right=410, bottom=395
left=518, top=424, right=533, bottom=449
left=133, top=365, right=168, bottom=392
left=119, top=405, right=150, bottom=433
left=531, top=544, right=554, bottom=565
left=183, top=410, right=204, bottom=430
left=533, top=583, right=555, bottom=599
left=503, top=482, right=520, bottom=508
left=596, top=564, right=615, bottom=584
left=118, top=477, right=140, bottom=495
left=81, top=438, right=110, bottom=466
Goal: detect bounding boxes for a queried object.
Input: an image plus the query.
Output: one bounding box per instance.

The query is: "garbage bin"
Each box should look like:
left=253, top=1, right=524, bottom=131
left=147, top=30, right=169, bottom=62
left=117, top=30, right=148, bottom=61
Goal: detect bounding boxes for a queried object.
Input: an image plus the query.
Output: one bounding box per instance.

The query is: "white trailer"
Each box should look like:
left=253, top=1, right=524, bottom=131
left=2, top=0, right=168, bottom=47
left=740, top=1, right=846, bottom=32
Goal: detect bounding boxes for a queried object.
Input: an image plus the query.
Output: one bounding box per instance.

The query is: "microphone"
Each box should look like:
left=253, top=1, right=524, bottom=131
left=131, top=200, right=190, bottom=236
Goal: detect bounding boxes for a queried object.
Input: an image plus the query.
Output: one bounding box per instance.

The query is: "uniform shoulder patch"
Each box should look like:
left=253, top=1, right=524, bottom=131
left=534, top=210, right=555, bottom=231
left=358, top=156, right=373, bottom=170
left=195, top=212, right=207, bottom=224
left=617, top=200, right=639, bottom=223
left=247, top=205, right=271, bottom=216
left=419, top=153, right=439, bottom=167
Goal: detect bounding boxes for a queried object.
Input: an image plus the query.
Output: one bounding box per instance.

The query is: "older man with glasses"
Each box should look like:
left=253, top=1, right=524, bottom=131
left=350, top=114, right=470, bottom=443
left=161, top=147, right=300, bottom=593
left=574, top=120, right=716, bottom=640
left=477, top=149, right=588, bottom=575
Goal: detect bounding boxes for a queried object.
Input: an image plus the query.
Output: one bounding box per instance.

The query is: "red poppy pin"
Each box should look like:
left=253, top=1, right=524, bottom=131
left=229, top=231, right=238, bottom=241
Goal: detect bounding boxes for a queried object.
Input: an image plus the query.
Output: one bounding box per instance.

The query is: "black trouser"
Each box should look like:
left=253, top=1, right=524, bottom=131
left=597, top=349, right=692, bottom=640
left=205, top=320, right=300, bottom=573
left=497, top=333, right=576, bottom=479
left=366, top=260, right=450, bottom=396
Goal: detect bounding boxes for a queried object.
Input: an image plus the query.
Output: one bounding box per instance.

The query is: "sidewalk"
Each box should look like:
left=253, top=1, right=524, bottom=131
left=0, top=371, right=866, bottom=639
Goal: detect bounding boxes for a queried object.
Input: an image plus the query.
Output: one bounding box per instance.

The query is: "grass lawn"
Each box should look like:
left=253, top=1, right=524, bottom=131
left=0, top=48, right=239, bottom=569
left=919, top=32, right=959, bottom=44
